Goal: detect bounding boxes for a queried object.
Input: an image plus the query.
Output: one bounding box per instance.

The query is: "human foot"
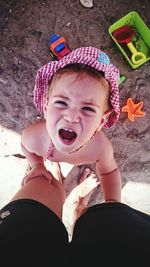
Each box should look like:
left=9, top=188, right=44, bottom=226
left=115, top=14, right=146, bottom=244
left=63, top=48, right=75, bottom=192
left=68, top=168, right=100, bottom=226
left=74, top=168, right=100, bottom=205
left=49, top=162, right=64, bottom=183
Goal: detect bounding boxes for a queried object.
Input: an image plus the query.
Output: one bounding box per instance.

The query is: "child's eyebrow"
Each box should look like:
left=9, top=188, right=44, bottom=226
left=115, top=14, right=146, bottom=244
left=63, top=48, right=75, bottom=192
left=53, top=95, right=69, bottom=100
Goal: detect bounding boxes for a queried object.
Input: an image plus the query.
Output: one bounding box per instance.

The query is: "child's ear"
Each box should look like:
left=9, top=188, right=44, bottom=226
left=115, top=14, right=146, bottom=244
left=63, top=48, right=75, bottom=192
left=98, top=111, right=111, bottom=131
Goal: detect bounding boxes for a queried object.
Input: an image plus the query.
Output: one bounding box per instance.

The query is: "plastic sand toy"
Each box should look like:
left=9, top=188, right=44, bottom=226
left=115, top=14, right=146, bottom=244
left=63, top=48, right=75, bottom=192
left=122, top=97, right=146, bottom=121
left=49, top=34, right=71, bottom=60
left=113, top=25, right=146, bottom=65
left=108, top=11, right=150, bottom=69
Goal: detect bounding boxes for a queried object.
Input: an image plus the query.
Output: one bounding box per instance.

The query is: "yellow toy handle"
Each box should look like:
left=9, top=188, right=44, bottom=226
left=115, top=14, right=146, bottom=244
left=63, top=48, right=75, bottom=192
left=127, top=42, right=146, bottom=65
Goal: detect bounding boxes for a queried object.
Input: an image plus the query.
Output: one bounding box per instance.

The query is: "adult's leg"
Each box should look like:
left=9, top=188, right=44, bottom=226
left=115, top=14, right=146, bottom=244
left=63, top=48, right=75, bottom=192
left=63, top=168, right=150, bottom=265
left=0, top=174, right=68, bottom=266
left=68, top=202, right=150, bottom=265
left=11, top=173, right=65, bottom=219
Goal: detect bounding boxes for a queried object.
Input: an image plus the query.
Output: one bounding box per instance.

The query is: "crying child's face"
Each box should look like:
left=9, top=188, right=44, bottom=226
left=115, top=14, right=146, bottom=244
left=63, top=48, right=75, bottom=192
left=44, top=71, right=110, bottom=154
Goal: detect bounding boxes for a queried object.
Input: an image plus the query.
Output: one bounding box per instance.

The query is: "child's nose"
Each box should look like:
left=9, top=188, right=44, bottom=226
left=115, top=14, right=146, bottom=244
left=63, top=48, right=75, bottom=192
left=64, top=108, right=80, bottom=123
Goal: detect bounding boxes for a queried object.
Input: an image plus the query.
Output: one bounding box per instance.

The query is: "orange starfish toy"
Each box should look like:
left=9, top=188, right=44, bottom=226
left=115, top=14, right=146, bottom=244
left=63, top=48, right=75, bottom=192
left=122, top=97, right=146, bottom=121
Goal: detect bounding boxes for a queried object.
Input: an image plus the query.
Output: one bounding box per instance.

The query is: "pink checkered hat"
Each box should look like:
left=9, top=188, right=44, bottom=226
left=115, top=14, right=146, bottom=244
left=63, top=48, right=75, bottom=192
left=34, top=47, right=120, bottom=128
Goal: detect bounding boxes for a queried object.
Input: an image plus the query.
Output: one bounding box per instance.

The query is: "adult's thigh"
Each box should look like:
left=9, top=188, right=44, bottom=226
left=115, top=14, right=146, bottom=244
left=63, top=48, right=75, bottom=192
left=0, top=199, right=69, bottom=266
left=67, top=202, right=150, bottom=265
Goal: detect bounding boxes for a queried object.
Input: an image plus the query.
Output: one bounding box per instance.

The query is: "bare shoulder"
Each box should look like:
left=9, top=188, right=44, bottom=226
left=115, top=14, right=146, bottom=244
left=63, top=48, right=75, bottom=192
left=21, top=120, right=47, bottom=152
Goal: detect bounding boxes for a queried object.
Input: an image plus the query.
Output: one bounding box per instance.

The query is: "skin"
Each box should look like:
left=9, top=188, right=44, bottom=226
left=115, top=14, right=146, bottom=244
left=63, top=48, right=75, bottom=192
left=11, top=167, right=99, bottom=224
left=21, top=72, right=121, bottom=202
left=44, top=72, right=108, bottom=153
left=68, top=168, right=100, bottom=227
left=11, top=174, right=65, bottom=219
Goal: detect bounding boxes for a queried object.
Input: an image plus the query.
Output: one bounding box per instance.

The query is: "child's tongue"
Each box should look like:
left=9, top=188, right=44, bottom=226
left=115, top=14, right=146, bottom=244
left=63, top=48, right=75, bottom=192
left=59, top=129, right=77, bottom=144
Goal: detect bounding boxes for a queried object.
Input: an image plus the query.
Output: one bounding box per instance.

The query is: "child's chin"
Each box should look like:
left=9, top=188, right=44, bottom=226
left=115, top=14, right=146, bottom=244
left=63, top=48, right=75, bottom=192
left=54, top=143, right=73, bottom=153
left=56, top=143, right=78, bottom=154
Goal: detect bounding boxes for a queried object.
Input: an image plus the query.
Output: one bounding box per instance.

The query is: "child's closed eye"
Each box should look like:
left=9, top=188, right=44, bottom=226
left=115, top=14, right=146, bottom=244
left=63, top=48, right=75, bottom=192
left=82, top=106, right=96, bottom=113
left=54, top=100, right=68, bottom=107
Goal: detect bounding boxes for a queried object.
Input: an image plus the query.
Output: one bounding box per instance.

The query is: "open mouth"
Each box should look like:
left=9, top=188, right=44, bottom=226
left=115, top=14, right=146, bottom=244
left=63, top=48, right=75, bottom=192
left=59, top=128, right=77, bottom=144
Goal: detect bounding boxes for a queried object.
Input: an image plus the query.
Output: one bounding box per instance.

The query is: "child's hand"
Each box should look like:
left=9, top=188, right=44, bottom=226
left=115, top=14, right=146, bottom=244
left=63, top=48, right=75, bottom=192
left=21, top=163, right=52, bottom=186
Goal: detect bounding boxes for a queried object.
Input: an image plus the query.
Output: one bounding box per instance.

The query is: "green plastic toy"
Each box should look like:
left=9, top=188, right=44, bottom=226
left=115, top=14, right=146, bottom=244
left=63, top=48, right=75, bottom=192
left=108, top=11, right=150, bottom=69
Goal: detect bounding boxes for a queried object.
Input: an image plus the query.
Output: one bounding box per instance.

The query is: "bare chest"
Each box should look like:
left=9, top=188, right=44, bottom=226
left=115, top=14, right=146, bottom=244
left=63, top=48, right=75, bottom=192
left=46, top=141, right=100, bottom=165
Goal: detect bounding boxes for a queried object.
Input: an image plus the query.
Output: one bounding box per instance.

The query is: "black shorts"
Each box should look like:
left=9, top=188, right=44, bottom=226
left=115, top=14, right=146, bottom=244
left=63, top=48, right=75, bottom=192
left=68, top=202, right=150, bottom=265
left=0, top=199, right=68, bottom=266
left=0, top=200, right=150, bottom=266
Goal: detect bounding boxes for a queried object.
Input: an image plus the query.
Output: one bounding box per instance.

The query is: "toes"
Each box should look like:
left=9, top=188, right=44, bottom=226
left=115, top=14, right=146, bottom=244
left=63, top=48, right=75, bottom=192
left=79, top=168, right=91, bottom=184
left=50, top=162, right=63, bottom=182
left=80, top=168, right=99, bottom=187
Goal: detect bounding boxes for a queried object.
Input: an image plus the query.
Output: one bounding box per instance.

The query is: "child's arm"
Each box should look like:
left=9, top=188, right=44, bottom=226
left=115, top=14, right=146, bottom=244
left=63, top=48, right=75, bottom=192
left=96, top=160, right=121, bottom=202
left=21, top=123, right=45, bottom=167
left=21, top=123, right=52, bottom=185
left=96, top=137, right=121, bottom=202
left=21, top=142, right=44, bottom=168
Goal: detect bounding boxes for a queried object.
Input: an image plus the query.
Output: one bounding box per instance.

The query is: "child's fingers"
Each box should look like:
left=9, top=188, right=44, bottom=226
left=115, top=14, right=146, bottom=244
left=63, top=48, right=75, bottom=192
left=21, top=170, right=53, bottom=186
left=42, top=170, right=53, bottom=182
